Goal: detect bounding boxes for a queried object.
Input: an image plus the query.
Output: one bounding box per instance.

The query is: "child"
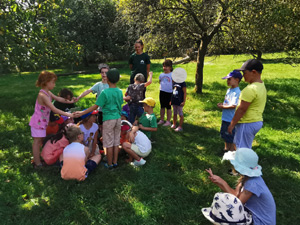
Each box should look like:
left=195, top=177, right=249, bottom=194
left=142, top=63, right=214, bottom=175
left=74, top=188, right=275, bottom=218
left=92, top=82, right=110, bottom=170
left=157, top=59, right=173, bottom=126
left=124, top=72, right=153, bottom=123
left=135, top=97, right=157, bottom=139
left=122, top=124, right=151, bottom=167
left=29, top=71, right=74, bottom=168
left=41, top=123, right=70, bottom=165
left=171, top=78, right=186, bottom=132
left=204, top=148, right=276, bottom=225
left=129, top=39, right=151, bottom=84
left=76, top=63, right=109, bottom=127
left=121, top=111, right=129, bottom=121
left=61, top=126, right=101, bottom=181
left=53, top=88, right=76, bottom=112
left=78, top=110, right=100, bottom=157
left=217, top=70, right=242, bottom=152
left=74, top=68, right=123, bottom=169
left=46, top=112, right=67, bottom=136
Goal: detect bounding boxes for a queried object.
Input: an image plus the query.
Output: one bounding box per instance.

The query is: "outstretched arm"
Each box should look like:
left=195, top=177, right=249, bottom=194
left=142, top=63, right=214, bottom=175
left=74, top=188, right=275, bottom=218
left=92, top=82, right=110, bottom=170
left=76, top=89, right=93, bottom=101
left=49, top=91, right=77, bottom=104
left=144, top=71, right=153, bottom=87
left=40, top=92, right=73, bottom=117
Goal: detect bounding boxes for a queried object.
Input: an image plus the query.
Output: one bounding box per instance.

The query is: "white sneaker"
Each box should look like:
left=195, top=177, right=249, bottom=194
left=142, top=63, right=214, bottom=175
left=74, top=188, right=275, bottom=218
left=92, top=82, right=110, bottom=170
left=163, top=121, right=171, bottom=126
left=133, top=158, right=146, bottom=166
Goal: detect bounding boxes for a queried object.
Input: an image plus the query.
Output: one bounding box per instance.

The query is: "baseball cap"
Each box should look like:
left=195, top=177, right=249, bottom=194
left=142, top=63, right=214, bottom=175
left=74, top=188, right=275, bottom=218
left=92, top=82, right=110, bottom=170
left=236, top=59, right=263, bottom=72
left=107, top=68, right=120, bottom=83
left=222, top=70, right=243, bottom=81
left=139, top=97, right=156, bottom=107
left=81, top=109, right=98, bottom=119
left=49, top=112, right=67, bottom=124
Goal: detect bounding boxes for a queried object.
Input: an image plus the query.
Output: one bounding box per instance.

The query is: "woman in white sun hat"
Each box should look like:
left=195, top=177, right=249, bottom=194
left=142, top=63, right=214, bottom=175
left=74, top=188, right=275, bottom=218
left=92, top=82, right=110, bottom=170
left=204, top=148, right=276, bottom=225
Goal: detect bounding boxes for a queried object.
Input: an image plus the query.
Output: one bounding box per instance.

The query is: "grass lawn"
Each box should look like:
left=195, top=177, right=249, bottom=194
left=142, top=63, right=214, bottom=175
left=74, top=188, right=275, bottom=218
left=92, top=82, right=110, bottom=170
left=0, top=53, right=299, bottom=224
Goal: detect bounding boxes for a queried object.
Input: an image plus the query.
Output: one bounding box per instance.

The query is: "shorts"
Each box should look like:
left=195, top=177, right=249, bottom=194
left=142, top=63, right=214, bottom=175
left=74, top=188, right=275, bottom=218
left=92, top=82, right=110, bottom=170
left=31, top=126, right=46, bottom=138
left=131, top=144, right=151, bottom=158
left=102, top=118, right=121, bottom=148
left=88, top=144, right=100, bottom=155
left=159, top=91, right=172, bottom=109
left=97, top=111, right=103, bottom=125
left=234, top=121, right=263, bottom=149
left=172, top=105, right=183, bottom=116
left=220, top=120, right=235, bottom=143
left=85, top=159, right=98, bottom=176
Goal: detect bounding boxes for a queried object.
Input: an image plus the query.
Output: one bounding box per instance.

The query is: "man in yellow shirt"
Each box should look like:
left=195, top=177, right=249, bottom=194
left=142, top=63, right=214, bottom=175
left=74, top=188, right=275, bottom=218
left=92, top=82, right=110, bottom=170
left=228, top=59, right=267, bottom=149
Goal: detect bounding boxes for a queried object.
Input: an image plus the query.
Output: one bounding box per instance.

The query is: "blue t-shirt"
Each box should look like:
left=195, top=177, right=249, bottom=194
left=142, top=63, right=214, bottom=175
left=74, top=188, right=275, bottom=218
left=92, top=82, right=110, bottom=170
left=244, top=176, right=276, bottom=225
left=222, top=87, right=241, bottom=122
left=171, top=82, right=186, bottom=106
left=159, top=72, right=173, bottom=93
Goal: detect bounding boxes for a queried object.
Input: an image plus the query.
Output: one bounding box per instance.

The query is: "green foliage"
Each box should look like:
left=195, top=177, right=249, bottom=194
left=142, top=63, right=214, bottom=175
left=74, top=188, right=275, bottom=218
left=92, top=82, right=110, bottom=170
left=0, top=54, right=300, bottom=224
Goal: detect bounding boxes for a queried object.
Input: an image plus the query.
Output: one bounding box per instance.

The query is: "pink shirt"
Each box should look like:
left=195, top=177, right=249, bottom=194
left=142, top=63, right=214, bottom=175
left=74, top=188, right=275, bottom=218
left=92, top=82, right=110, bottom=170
left=41, top=135, right=69, bottom=165
left=29, top=89, right=52, bottom=129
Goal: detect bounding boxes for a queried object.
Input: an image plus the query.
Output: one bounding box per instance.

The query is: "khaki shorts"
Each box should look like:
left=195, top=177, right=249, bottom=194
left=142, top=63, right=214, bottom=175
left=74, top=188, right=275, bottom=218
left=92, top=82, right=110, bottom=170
left=102, top=118, right=121, bottom=148
left=131, top=144, right=151, bottom=158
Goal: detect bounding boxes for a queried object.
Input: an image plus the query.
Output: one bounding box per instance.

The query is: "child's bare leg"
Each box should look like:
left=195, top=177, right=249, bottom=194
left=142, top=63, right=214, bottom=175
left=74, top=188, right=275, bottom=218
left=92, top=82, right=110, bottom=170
left=173, top=114, right=177, bottom=126
left=179, top=115, right=184, bottom=128
left=224, top=142, right=229, bottom=151
left=229, top=143, right=236, bottom=151
left=123, top=142, right=141, bottom=161
left=160, top=108, right=165, bottom=121
left=89, top=155, right=101, bottom=164
left=32, top=137, right=43, bottom=165
left=106, top=146, right=113, bottom=166
left=113, top=145, right=119, bottom=164
left=166, top=109, right=172, bottom=122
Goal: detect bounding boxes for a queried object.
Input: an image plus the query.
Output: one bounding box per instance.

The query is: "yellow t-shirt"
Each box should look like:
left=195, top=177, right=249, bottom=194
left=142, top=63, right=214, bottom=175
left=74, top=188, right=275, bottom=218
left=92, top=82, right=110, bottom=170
left=238, top=82, right=267, bottom=123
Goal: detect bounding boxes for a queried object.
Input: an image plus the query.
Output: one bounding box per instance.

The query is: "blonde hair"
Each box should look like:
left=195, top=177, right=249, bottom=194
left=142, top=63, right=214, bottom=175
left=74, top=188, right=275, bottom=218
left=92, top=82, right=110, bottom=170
left=35, top=71, right=57, bottom=88
left=66, top=126, right=82, bottom=143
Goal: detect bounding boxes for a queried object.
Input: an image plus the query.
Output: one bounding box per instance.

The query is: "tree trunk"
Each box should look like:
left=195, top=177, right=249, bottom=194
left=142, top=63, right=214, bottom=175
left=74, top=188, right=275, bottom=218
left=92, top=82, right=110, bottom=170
left=195, top=37, right=209, bottom=94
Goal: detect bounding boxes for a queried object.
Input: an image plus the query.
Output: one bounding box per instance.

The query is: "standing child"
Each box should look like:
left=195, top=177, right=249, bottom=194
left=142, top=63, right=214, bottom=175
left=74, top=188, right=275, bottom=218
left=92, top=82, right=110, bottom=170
left=74, top=69, right=123, bottom=169
left=171, top=75, right=187, bottom=132
left=78, top=110, right=100, bottom=157
left=124, top=72, right=153, bottom=123
left=135, top=97, right=157, bottom=139
left=157, top=59, right=173, bottom=126
left=61, top=126, right=101, bottom=181
left=29, top=71, right=74, bottom=168
left=217, top=70, right=242, bottom=152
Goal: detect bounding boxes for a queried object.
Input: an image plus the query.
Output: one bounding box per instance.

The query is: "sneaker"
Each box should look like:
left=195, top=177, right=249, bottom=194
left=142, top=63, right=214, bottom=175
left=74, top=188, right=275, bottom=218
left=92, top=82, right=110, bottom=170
left=171, top=124, right=176, bottom=129
left=163, top=121, right=171, bottom=126
left=133, top=158, right=146, bottom=167
left=157, top=120, right=164, bottom=125
left=113, top=163, right=118, bottom=169
left=175, top=126, right=183, bottom=132
left=104, top=163, right=113, bottom=170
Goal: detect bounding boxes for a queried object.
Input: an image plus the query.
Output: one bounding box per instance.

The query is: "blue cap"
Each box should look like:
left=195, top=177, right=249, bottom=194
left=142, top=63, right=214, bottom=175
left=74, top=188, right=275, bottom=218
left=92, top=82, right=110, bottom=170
left=121, top=111, right=128, bottom=119
left=81, top=109, right=98, bottom=119
left=222, top=70, right=242, bottom=81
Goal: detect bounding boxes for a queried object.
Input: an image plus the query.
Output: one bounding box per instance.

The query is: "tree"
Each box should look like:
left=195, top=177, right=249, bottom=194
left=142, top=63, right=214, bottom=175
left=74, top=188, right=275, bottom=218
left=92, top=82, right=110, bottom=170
left=119, top=0, right=243, bottom=93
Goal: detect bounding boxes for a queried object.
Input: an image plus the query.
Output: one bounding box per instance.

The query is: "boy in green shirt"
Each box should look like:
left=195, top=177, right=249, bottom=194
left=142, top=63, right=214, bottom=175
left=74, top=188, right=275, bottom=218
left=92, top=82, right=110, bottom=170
left=134, top=97, right=157, bottom=139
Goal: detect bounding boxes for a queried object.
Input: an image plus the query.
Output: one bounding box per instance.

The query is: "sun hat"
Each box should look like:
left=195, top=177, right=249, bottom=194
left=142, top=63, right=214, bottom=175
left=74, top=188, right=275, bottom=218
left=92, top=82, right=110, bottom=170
left=106, top=68, right=120, bottom=83
left=121, top=120, right=132, bottom=131
left=139, top=97, right=156, bottom=107
left=230, top=148, right=262, bottom=177
left=235, top=59, right=263, bottom=73
left=172, top=67, right=187, bottom=83
left=222, top=70, right=243, bottom=81
left=202, top=192, right=252, bottom=225
left=81, top=109, right=99, bottom=120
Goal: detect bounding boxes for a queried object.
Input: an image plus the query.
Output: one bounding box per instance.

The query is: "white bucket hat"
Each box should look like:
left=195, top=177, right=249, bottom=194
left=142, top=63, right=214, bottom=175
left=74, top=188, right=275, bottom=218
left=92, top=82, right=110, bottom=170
left=230, top=148, right=262, bottom=177
left=202, top=192, right=252, bottom=225
left=172, top=67, right=187, bottom=83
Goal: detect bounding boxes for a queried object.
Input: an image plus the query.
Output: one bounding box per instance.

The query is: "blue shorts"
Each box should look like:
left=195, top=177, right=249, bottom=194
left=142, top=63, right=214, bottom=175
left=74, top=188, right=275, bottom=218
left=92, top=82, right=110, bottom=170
left=234, top=122, right=263, bottom=149
left=220, top=120, right=235, bottom=143
left=85, top=160, right=98, bottom=176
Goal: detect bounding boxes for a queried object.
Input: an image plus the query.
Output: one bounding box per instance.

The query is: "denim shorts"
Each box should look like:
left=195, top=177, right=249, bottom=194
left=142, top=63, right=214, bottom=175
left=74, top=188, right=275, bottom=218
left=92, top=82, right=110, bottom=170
left=220, top=120, right=235, bottom=143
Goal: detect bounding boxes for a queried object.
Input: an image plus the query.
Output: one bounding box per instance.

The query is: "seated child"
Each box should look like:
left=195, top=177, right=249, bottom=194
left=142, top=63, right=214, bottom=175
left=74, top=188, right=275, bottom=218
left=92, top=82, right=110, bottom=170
left=53, top=88, right=76, bottom=112
left=121, top=111, right=129, bottom=121
left=46, top=112, right=68, bottom=136
left=61, top=126, right=101, bottom=181
left=41, top=123, right=70, bottom=165
left=78, top=110, right=100, bottom=157
left=122, top=124, right=151, bottom=167
left=134, top=97, right=157, bottom=139
left=122, top=104, right=130, bottom=119
left=124, top=72, right=153, bottom=123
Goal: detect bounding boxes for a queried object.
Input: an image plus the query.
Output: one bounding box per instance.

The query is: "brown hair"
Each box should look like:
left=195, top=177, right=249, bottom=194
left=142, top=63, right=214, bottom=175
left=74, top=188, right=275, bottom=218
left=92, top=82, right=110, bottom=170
left=66, top=125, right=82, bottom=143
left=135, top=39, right=144, bottom=46
left=163, top=59, right=173, bottom=71
left=35, top=71, right=57, bottom=88
left=58, top=88, right=74, bottom=99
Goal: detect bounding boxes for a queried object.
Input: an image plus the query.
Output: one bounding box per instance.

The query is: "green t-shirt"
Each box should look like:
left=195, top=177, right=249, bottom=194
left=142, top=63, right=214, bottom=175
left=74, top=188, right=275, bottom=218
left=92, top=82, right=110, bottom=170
left=238, top=82, right=267, bottom=123
left=129, top=52, right=151, bottom=80
left=138, top=112, right=157, bottom=138
left=96, top=88, right=123, bottom=122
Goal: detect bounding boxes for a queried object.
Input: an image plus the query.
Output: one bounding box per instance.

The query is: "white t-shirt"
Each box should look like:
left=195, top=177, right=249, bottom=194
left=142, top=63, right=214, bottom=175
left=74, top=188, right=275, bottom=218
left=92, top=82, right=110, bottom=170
left=159, top=72, right=173, bottom=93
left=134, top=131, right=151, bottom=153
left=80, top=123, right=98, bottom=146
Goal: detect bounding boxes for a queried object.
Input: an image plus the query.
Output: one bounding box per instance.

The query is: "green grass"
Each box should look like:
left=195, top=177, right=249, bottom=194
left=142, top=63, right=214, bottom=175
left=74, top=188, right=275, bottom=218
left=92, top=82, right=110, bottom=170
left=1, top=53, right=300, bottom=224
